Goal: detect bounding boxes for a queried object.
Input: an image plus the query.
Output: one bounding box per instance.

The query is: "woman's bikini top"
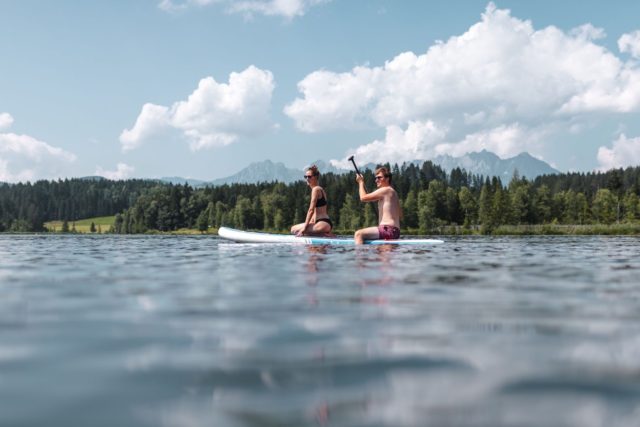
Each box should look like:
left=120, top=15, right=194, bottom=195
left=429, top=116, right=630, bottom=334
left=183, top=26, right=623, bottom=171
left=315, top=189, right=327, bottom=208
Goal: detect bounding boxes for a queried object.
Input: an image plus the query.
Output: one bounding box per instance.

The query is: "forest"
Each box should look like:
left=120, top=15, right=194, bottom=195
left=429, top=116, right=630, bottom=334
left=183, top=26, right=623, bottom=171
left=1, top=162, right=639, bottom=234
left=0, top=178, right=160, bottom=232
left=111, top=162, right=640, bottom=234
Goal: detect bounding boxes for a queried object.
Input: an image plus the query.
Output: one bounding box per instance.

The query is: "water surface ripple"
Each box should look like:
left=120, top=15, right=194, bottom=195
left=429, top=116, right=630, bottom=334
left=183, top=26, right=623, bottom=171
left=1, top=235, right=640, bottom=426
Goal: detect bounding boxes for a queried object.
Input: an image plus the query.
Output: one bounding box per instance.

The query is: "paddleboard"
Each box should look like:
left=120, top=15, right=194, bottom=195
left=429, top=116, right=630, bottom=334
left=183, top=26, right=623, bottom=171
left=217, top=227, right=444, bottom=245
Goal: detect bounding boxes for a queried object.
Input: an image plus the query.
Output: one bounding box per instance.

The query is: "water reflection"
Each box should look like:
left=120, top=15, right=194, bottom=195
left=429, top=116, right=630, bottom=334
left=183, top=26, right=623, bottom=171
left=304, top=245, right=327, bottom=287
left=357, top=245, right=397, bottom=287
left=300, top=245, right=327, bottom=310
left=2, top=235, right=640, bottom=427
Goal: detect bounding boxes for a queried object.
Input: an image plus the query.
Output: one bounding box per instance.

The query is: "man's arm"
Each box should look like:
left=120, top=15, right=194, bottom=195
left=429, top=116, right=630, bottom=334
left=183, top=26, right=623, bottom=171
left=359, top=182, right=387, bottom=202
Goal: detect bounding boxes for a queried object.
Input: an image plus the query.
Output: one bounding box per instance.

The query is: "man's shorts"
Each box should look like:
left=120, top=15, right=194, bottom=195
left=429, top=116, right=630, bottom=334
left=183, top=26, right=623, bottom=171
left=378, top=224, right=400, bottom=240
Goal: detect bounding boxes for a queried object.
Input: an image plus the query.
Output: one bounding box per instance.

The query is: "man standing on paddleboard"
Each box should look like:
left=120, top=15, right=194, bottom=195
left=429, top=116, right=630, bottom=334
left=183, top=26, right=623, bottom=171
left=354, top=166, right=401, bottom=244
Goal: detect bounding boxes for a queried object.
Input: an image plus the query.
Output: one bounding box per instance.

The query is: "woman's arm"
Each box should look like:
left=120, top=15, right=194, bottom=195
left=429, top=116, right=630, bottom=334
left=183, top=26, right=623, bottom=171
left=298, top=188, right=319, bottom=235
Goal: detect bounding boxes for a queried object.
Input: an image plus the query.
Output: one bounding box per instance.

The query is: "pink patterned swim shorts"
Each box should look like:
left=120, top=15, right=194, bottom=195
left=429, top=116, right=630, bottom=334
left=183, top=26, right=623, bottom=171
left=378, top=224, right=400, bottom=240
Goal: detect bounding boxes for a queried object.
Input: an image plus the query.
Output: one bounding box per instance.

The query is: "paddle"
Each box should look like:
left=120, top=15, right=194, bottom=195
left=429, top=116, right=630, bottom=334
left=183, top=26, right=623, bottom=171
left=349, top=155, right=380, bottom=218
left=348, top=155, right=362, bottom=176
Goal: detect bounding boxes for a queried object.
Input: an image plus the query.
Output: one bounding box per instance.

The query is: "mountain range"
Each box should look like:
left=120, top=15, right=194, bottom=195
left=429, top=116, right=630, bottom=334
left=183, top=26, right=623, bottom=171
left=431, top=150, right=559, bottom=182
left=159, top=150, right=559, bottom=187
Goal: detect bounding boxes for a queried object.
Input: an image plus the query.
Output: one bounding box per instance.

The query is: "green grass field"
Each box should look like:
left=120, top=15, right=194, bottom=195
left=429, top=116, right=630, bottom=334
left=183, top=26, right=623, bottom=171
left=45, top=216, right=115, bottom=233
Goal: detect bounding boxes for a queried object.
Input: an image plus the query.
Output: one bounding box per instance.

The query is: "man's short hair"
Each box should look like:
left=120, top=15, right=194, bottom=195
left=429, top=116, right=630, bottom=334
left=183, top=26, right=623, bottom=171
left=375, top=166, right=392, bottom=183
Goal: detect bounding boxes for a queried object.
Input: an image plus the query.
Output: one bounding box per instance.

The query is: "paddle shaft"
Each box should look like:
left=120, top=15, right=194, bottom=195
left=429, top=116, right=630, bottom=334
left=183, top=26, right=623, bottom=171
left=348, top=155, right=379, bottom=216
left=348, top=156, right=362, bottom=176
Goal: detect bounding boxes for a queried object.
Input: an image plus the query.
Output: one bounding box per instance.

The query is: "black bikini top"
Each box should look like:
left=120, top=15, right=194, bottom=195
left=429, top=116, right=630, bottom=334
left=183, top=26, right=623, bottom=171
left=315, top=190, right=327, bottom=208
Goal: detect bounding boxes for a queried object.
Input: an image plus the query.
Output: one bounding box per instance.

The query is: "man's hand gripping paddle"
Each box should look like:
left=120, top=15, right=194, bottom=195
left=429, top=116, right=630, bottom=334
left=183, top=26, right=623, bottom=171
left=349, top=155, right=378, bottom=216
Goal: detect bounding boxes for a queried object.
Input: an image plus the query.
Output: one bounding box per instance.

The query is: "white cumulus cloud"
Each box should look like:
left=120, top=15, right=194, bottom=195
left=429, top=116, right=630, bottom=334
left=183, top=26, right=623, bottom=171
left=433, top=123, right=545, bottom=159
left=229, top=0, right=329, bottom=19
left=331, top=121, right=446, bottom=169
left=618, top=30, right=640, bottom=58
left=159, top=0, right=328, bottom=18
left=120, top=104, right=170, bottom=152
left=120, top=65, right=275, bottom=151
left=158, top=0, right=220, bottom=12
left=0, top=117, right=77, bottom=182
left=597, top=134, right=640, bottom=171
left=95, top=163, right=135, bottom=180
left=284, top=67, right=380, bottom=132
left=331, top=121, right=549, bottom=168
left=289, top=3, right=640, bottom=167
left=0, top=113, right=14, bottom=131
left=569, top=23, right=606, bottom=41
left=289, top=3, right=640, bottom=129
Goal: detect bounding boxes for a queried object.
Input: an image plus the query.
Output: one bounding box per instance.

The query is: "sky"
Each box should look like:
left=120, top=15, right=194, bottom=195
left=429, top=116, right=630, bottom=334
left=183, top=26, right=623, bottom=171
left=2, top=0, right=640, bottom=182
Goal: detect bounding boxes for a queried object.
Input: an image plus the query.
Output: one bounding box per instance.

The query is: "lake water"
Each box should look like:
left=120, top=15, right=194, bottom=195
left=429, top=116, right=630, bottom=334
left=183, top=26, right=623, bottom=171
left=1, top=235, right=640, bottom=427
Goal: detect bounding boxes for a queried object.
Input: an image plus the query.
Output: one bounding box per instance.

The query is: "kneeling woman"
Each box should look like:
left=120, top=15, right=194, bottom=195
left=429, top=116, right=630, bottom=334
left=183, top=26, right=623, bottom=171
left=291, top=165, right=333, bottom=237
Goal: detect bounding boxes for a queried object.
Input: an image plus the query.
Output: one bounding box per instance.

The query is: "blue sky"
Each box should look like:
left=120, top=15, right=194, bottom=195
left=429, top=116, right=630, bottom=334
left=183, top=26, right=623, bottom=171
left=2, top=0, right=640, bottom=182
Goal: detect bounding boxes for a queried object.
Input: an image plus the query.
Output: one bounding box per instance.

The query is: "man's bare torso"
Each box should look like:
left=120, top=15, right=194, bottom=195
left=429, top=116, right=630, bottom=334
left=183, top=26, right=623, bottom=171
left=378, top=187, right=401, bottom=228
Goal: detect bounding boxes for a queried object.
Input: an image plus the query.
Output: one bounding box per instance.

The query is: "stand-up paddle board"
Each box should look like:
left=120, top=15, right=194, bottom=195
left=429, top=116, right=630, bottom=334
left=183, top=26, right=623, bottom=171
left=217, top=227, right=444, bottom=245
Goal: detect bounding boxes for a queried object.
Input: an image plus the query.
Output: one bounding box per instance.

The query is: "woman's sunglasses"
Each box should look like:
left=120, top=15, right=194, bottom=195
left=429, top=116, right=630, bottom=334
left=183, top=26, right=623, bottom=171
left=304, top=175, right=314, bottom=180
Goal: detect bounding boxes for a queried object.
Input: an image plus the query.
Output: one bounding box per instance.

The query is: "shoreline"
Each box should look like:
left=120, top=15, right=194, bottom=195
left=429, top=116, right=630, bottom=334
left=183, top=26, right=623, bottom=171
left=4, top=223, right=640, bottom=236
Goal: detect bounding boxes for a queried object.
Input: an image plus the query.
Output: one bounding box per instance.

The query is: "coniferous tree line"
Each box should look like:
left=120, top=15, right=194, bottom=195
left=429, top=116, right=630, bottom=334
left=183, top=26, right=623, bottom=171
left=0, top=179, right=162, bottom=231
left=111, top=162, right=640, bottom=234
left=2, top=163, right=639, bottom=234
